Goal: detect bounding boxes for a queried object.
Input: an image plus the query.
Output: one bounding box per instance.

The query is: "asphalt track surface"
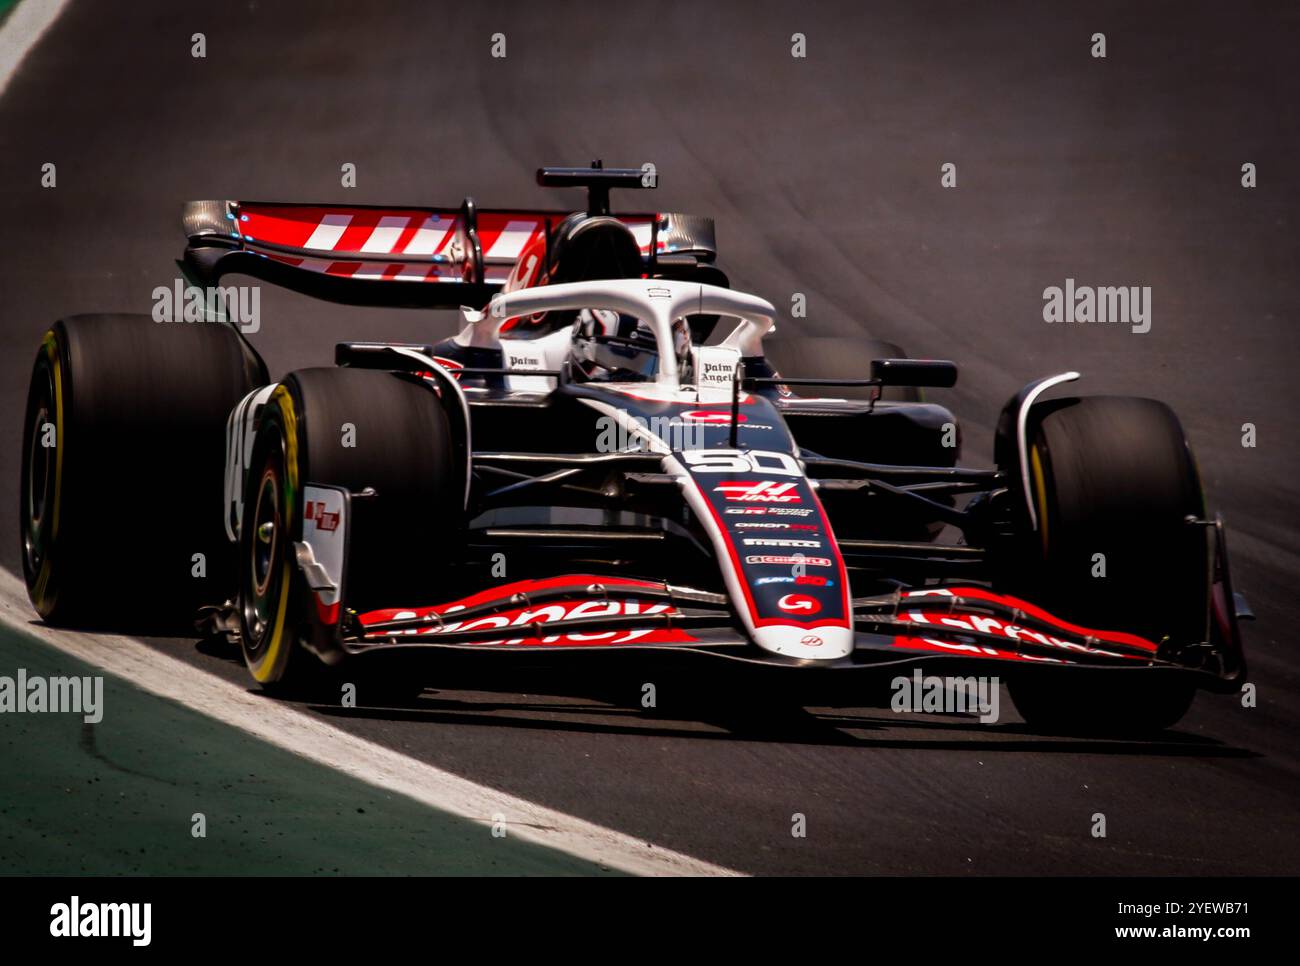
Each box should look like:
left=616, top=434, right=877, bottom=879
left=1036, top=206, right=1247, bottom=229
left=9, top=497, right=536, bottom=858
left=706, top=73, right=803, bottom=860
left=1, top=1, right=1297, bottom=874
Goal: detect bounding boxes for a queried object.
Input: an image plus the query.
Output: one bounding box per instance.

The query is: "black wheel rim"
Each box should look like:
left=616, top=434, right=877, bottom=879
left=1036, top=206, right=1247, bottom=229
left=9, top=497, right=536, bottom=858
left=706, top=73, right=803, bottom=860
left=243, top=463, right=285, bottom=655
left=23, top=363, right=56, bottom=579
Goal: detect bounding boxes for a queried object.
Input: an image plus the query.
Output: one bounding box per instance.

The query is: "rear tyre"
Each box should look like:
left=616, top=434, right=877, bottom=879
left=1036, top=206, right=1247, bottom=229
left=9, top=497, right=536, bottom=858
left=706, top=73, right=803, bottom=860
left=999, top=396, right=1207, bottom=734
left=19, top=315, right=265, bottom=630
left=237, top=367, right=462, bottom=689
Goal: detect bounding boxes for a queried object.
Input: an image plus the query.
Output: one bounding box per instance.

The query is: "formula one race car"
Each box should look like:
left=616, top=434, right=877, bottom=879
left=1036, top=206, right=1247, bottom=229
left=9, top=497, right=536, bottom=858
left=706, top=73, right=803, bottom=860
left=19, top=163, right=1249, bottom=733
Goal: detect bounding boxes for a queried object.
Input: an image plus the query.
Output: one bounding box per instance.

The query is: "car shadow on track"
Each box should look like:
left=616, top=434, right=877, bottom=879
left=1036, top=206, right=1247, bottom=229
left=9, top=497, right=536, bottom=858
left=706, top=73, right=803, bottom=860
left=298, top=687, right=1256, bottom=759
left=191, top=636, right=1257, bottom=757
left=303, top=701, right=1256, bottom=757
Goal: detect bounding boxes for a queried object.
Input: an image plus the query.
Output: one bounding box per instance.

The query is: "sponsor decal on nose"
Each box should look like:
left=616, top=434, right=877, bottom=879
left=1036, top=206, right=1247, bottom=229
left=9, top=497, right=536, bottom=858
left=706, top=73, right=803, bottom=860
left=715, top=481, right=802, bottom=503
left=745, top=555, right=832, bottom=567
left=683, top=410, right=745, bottom=424
left=777, top=594, right=821, bottom=615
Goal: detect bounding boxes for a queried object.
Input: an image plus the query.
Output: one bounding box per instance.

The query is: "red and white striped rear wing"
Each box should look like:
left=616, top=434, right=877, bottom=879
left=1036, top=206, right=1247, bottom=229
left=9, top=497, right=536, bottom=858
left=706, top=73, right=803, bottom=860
left=181, top=199, right=716, bottom=309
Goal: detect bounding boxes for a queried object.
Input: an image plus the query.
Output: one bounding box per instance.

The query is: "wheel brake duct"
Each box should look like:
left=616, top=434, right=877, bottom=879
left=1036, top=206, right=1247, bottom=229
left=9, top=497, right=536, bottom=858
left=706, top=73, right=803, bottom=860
left=994, top=371, right=1080, bottom=531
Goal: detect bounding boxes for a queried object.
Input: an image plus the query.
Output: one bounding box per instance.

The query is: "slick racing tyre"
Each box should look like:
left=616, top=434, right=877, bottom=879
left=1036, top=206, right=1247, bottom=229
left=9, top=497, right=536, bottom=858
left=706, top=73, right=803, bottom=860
left=1001, top=395, right=1207, bottom=734
left=764, top=336, right=923, bottom=403
left=238, top=367, right=462, bottom=688
left=20, top=315, right=266, bottom=629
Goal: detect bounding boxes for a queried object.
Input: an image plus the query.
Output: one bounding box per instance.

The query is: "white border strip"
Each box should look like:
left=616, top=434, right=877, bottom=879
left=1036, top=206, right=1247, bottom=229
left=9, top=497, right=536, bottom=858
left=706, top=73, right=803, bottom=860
left=0, top=569, right=738, bottom=876
left=0, top=0, right=72, bottom=99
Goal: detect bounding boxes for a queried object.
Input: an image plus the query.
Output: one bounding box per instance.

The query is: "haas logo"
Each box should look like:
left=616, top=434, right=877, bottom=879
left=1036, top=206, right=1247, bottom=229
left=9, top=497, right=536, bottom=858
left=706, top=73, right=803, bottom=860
left=715, top=481, right=801, bottom=503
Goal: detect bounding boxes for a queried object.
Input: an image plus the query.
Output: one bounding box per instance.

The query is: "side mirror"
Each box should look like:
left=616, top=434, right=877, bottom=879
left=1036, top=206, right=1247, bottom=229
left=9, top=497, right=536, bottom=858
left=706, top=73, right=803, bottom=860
left=870, top=358, right=958, bottom=389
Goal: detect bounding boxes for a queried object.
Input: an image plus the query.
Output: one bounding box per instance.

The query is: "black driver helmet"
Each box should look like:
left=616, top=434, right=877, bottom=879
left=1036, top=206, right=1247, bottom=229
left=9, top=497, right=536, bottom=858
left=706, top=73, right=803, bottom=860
left=547, top=214, right=644, bottom=284
left=506, top=216, right=645, bottom=339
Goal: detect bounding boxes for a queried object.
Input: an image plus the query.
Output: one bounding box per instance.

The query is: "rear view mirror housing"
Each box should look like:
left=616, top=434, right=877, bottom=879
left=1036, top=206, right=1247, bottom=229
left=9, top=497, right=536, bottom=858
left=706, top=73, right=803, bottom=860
left=870, top=358, right=958, bottom=389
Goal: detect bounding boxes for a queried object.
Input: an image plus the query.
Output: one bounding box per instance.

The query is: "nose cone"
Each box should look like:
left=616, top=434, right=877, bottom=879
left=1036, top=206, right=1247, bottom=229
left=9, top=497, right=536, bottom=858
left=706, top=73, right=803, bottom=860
left=753, top=624, right=853, bottom=661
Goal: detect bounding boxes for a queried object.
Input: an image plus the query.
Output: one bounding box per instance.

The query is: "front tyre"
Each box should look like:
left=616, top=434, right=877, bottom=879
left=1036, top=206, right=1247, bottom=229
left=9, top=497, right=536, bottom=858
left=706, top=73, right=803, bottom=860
left=237, top=368, right=462, bottom=688
left=239, top=392, right=300, bottom=685
left=999, top=395, right=1207, bottom=734
left=1008, top=671, right=1195, bottom=736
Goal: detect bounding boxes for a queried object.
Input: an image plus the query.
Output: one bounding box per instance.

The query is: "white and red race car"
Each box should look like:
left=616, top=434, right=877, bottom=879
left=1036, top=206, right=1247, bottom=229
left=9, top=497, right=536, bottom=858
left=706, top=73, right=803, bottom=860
left=19, top=163, right=1248, bottom=733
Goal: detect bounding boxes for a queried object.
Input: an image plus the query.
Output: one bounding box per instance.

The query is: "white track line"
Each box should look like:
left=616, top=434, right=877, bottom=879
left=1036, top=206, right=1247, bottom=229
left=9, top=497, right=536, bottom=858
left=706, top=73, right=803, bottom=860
left=0, top=0, right=72, bottom=99
left=0, top=569, right=738, bottom=876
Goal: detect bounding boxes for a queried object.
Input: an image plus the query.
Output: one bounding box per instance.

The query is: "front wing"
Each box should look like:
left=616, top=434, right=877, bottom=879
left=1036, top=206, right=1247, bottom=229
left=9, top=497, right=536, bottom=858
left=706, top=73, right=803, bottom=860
left=291, top=488, right=1242, bottom=692
left=324, top=573, right=1231, bottom=689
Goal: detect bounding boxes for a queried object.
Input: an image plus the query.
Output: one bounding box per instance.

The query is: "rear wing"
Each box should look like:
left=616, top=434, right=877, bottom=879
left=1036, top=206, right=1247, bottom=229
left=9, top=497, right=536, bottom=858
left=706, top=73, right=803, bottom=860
left=182, top=193, right=717, bottom=309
